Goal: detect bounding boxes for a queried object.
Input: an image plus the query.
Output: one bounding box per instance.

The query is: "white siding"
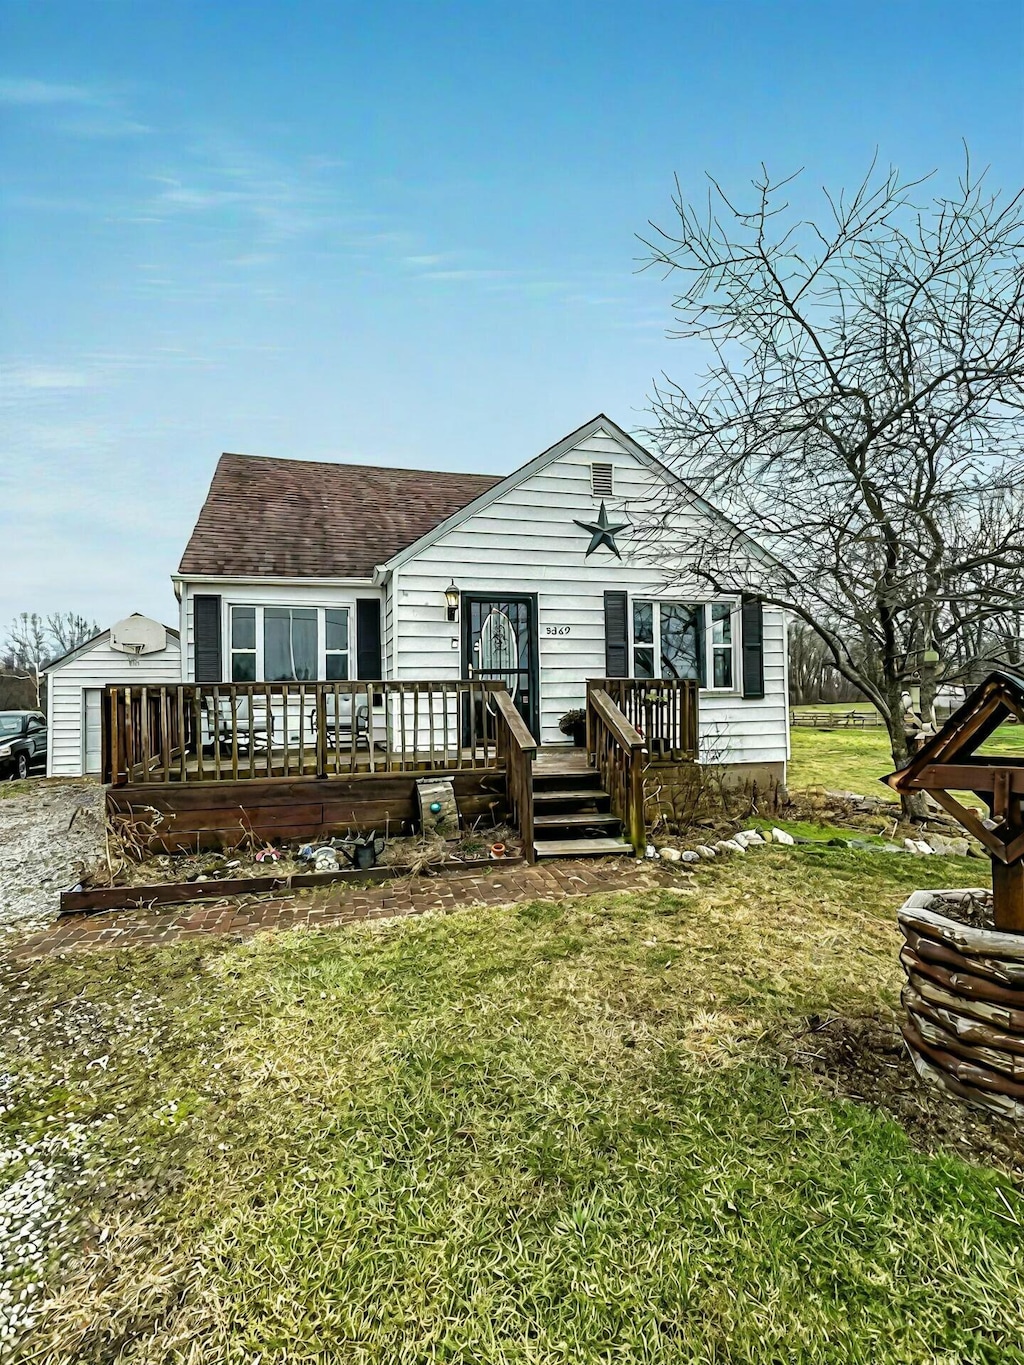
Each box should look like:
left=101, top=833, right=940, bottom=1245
left=394, top=427, right=789, bottom=765
left=382, top=575, right=396, bottom=679
left=47, top=634, right=182, bottom=776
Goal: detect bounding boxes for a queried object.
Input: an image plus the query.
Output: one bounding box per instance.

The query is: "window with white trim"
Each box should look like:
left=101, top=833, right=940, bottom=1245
left=228, top=604, right=351, bottom=683
left=230, top=606, right=257, bottom=682
left=631, top=600, right=736, bottom=689
left=710, top=603, right=733, bottom=688
left=325, top=608, right=350, bottom=680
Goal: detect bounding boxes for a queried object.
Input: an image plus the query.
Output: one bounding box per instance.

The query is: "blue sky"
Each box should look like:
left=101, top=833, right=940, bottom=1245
left=1, top=0, right=1021, bottom=629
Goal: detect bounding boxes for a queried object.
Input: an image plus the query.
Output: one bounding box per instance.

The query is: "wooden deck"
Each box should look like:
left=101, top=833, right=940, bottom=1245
left=102, top=680, right=698, bottom=864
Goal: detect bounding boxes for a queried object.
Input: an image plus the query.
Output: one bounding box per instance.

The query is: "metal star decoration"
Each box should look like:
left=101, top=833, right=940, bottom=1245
left=573, top=501, right=629, bottom=558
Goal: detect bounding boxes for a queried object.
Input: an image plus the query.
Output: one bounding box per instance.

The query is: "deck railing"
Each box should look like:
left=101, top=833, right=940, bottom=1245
left=103, top=680, right=513, bottom=786
left=586, top=687, right=647, bottom=857
left=588, top=678, right=699, bottom=761
left=492, top=689, right=537, bottom=862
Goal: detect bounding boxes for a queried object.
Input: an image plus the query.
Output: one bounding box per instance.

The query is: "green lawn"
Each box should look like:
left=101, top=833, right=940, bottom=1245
left=788, top=723, right=1024, bottom=804
left=788, top=726, right=901, bottom=799
left=3, top=846, right=1022, bottom=1362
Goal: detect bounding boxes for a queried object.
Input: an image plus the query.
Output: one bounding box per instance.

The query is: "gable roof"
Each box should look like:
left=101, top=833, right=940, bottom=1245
left=177, top=415, right=775, bottom=582
left=178, top=453, right=502, bottom=579
left=382, top=413, right=778, bottom=574
left=45, top=617, right=180, bottom=674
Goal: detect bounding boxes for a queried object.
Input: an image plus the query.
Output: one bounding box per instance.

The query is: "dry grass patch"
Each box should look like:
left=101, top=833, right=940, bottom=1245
left=3, top=846, right=1023, bottom=1363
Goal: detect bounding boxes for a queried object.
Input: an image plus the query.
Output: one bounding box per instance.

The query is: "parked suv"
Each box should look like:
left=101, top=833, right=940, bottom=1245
left=0, top=711, right=47, bottom=780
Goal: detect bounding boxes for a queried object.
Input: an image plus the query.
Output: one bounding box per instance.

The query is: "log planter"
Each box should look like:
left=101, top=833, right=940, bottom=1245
left=898, top=888, right=1024, bottom=1123
left=59, top=854, right=525, bottom=918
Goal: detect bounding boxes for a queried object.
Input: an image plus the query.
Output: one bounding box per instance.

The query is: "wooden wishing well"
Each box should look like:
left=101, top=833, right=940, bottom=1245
left=885, top=671, right=1024, bottom=932
left=885, top=672, right=1024, bottom=1120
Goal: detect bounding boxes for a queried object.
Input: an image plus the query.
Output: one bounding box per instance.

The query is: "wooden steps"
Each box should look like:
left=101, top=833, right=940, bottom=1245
left=534, top=787, right=610, bottom=807
left=534, top=811, right=621, bottom=830
left=534, top=837, right=633, bottom=859
left=530, top=752, right=633, bottom=860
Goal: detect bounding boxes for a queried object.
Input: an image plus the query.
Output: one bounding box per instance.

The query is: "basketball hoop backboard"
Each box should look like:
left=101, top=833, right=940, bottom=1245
left=110, top=615, right=167, bottom=657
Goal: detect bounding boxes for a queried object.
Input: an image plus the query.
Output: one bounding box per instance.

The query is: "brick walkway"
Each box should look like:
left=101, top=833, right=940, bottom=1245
left=11, top=858, right=682, bottom=960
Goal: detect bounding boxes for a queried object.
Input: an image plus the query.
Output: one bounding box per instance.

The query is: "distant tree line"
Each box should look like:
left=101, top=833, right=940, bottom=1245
left=788, top=614, right=1024, bottom=707
left=1, top=612, right=99, bottom=710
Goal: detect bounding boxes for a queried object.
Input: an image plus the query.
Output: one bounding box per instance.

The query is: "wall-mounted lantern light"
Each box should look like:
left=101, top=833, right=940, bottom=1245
left=444, top=580, right=460, bottom=622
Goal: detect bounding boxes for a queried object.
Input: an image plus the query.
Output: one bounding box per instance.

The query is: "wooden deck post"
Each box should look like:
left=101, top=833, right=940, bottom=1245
left=628, top=752, right=646, bottom=857
left=316, top=696, right=328, bottom=779
left=992, top=859, right=1024, bottom=932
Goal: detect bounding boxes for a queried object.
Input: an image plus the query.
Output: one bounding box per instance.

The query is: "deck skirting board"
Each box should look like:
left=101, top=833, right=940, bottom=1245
left=108, top=771, right=509, bottom=852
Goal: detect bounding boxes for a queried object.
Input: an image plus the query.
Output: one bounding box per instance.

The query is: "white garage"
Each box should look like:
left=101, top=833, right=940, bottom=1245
left=45, top=615, right=181, bottom=777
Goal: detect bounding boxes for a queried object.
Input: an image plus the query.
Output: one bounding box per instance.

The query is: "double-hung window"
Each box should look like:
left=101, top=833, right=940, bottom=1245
left=228, top=605, right=351, bottom=682
left=631, top=600, right=736, bottom=689
left=230, top=606, right=257, bottom=682
left=325, top=608, right=350, bottom=681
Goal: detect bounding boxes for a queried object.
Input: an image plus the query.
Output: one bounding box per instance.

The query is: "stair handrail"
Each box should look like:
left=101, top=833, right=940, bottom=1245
left=492, top=689, right=537, bottom=863
left=587, top=687, right=647, bottom=857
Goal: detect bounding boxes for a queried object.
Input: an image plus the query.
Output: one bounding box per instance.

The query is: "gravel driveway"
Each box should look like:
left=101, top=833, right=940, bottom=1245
left=0, top=780, right=105, bottom=939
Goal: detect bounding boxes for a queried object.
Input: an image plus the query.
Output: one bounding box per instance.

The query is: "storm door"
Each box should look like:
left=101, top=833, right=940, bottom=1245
left=461, top=595, right=539, bottom=741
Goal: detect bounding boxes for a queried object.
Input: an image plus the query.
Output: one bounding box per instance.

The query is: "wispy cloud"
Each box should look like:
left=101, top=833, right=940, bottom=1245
left=0, top=75, right=150, bottom=137
left=57, top=113, right=151, bottom=138
left=0, top=350, right=220, bottom=409
left=142, top=148, right=345, bottom=247
left=419, top=268, right=512, bottom=282
left=0, top=365, right=92, bottom=394
left=0, top=77, right=98, bottom=106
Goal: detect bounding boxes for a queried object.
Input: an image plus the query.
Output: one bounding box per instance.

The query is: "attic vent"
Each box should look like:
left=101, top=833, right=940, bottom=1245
left=591, top=462, right=614, bottom=497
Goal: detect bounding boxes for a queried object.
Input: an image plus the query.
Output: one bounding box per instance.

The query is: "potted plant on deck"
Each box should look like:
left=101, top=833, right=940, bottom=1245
left=558, top=708, right=587, bottom=747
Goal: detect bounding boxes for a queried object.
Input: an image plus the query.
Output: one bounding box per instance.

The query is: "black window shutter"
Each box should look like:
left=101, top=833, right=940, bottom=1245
left=693, top=606, right=707, bottom=688
left=741, top=595, right=765, bottom=699
left=356, top=599, right=383, bottom=680
left=193, top=594, right=223, bottom=682
left=604, top=591, right=629, bottom=677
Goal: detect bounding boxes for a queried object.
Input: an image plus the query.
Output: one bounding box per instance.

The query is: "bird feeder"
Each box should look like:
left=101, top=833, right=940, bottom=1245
left=884, top=670, right=1024, bottom=932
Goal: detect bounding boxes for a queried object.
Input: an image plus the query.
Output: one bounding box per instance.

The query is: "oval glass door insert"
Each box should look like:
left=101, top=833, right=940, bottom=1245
left=479, top=609, right=519, bottom=699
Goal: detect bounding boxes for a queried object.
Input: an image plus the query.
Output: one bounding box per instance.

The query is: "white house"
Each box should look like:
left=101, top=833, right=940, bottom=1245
left=46, top=615, right=181, bottom=776
left=173, top=415, right=789, bottom=784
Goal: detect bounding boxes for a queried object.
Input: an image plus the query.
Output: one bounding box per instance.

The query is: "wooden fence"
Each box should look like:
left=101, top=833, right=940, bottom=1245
left=791, top=709, right=885, bottom=730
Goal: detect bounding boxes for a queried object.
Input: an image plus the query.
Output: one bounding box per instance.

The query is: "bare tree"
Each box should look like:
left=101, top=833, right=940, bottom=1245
left=788, top=622, right=864, bottom=706
left=4, top=613, right=49, bottom=709
left=1, top=611, right=99, bottom=710
left=638, top=154, right=1024, bottom=809
left=46, top=612, right=99, bottom=657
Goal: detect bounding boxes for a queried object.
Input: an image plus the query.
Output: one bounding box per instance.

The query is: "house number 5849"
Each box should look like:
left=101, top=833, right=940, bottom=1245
left=545, top=626, right=570, bottom=636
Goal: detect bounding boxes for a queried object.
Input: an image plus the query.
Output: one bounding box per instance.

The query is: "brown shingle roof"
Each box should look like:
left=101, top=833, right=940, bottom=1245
left=178, top=453, right=503, bottom=579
